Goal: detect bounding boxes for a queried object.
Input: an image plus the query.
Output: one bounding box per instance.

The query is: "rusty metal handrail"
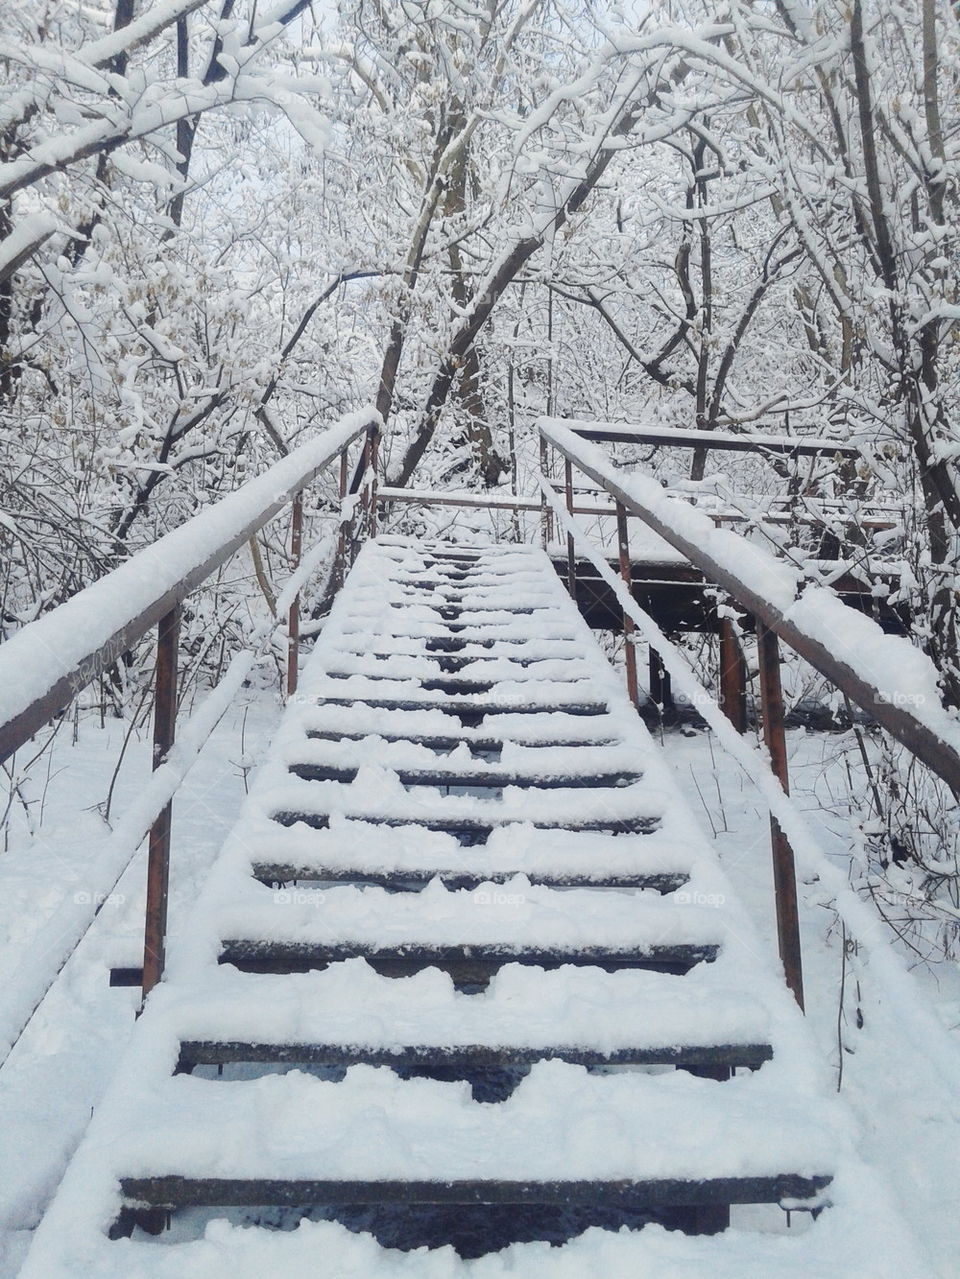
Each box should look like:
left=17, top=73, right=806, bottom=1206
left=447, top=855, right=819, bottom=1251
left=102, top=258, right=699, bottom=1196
left=0, top=410, right=377, bottom=764
left=538, top=474, right=960, bottom=1059
left=539, top=417, right=960, bottom=796
left=0, top=407, right=379, bottom=1006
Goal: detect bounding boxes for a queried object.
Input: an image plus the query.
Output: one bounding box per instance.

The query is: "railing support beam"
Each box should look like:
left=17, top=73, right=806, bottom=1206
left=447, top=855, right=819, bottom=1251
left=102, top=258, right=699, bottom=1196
left=286, top=495, right=303, bottom=698
left=648, top=648, right=673, bottom=716
left=757, top=622, right=804, bottom=1009
left=366, top=424, right=380, bottom=540
left=564, top=459, right=576, bottom=599
left=718, top=616, right=748, bottom=734
left=539, top=437, right=554, bottom=548
left=141, top=605, right=180, bottom=1003
left=615, top=501, right=639, bottom=708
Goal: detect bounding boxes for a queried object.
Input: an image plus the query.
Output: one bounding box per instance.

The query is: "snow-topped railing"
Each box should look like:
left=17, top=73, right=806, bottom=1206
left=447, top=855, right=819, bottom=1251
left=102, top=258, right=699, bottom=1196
left=539, top=418, right=960, bottom=796
left=0, top=410, right=377, bottom=763
left=0, top=407, right=378, bottom=1010
left=539, top=478, right=960, bottom=1087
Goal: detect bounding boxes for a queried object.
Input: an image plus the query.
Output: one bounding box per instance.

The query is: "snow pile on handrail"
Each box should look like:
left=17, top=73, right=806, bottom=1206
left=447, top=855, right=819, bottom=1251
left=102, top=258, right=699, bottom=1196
left=540, top=476, right=960, bottom=1090
left=0, top=409, right=375, bottom=748
left=539, top=418, right=960, bottom=785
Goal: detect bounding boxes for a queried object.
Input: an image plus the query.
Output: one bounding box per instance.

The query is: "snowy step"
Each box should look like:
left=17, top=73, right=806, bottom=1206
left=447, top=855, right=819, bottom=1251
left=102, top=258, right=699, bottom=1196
left=390, top=575, right=554, bottom=592
left=314, top=694, right=610, bottom=718
left=178, top=1040, right=769, bottom=1073
left=104, top=1062, right=836, bottom=1206
left=398, top=593, right=565, bottom=609
left=118, top=1172, right=829, bottom=1218
left=422, top=634, right=569, bottom=652
left=338, top=636, right=584, bottom=660
left=341, top=621, right=584, bottom=643
left=282, top=733, right=642, bottom=777
left=242, top=816, right=692, bottom=891
left=385, top=577, right=561, bottom=592
left=271, top=811, right=659, bottom=839
left=168, top=960, right=774, bottom=1073
left=287, top=762, right=643, bottom=790
left=392, top=590, right=531, bottom=606
left=419, top=605, right=564, bottom=621
left=219, top=939, right=717, bottom=980
left=325, top=658, right=594, bottom=684
left=312, top=668, right=598, bottom=696
left=25, top=1203, right=917, bottom=1279
left=262, top=772, right=662, bottom=829
left=297, top=701, right=624, bottom=746
left=334, top=650, right=587, bottom=673
left=326, top=672, right=591, bottom=695
left=212, top=879, right=724, bottom=979
left=303, top=727, right=619, bottom=752
left=252, top=865, right=685, bottom=893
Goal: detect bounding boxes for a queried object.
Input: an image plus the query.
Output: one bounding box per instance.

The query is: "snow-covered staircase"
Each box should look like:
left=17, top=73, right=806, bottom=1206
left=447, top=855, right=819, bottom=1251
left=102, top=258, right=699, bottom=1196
left=23, top=535, right=907, bottom=1276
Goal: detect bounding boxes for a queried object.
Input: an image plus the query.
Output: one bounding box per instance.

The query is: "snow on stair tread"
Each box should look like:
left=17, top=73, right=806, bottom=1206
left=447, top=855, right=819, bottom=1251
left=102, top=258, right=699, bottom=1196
left=154, top=960, right=775, bottom=1055
left=208, top=878, right=726, bottom=953
left=27, top=1205, right=916, bottom=1279
left=292, top=701, right=624, bottom=746
left=304, top=679, right=610, bottom=712
left=338, top=619, right=585, bottom=643
left=305, top=700, right=612, bottom=724
left=379, top=536, right=529, bottom=553
left=278, top=735, right=645, bottom=780
left=284, top=762, right=642, bottom=793
left=285, top=763, right=643, bottom=793
left=324, top=672, right=593, bottom=695
left=321, top=652, right=596, bottom=683
left=383, top=581, right=566, bottom=598
left=379, top=577, right=563, bottom=594
left=257, top=772, right=664, bottom=828
left=337, top=585, right=577, bottom=616
left=235, top=814, right=696, bottom=884
left=376, top=598, right=570, bottom=617
left=98, top=1059, right=840, bottom=1185
left=335, top=646, right=588, bottom=668
left=334, top=636, right=585, bottom=660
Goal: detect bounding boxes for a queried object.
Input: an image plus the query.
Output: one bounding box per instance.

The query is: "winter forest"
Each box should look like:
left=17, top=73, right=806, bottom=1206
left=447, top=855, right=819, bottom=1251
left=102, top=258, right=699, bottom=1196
left=2, top=0, right=960, bottom=1274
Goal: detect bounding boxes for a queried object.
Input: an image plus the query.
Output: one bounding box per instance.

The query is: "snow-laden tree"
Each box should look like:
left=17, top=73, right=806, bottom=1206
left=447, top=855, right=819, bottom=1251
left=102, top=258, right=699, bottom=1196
left=0, top=1, right=338, bottom=633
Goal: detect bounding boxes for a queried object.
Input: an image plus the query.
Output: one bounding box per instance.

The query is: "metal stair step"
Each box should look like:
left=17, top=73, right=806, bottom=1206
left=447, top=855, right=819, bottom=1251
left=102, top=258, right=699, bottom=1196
left=217, top=940, right=718, bottom=979
left=176, top=1039, right=772, bottom=1074
left=270, top=811, right=659, bottom=839
left=252, top=865, right=687, bottom=892
left=286, top=762, right=643, bottom=790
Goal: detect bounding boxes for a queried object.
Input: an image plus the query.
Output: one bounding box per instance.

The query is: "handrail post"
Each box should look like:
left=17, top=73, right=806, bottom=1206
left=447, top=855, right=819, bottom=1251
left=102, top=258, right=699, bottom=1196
left=349, top=438, right=365, bottom=567
left=563, top=459, right=576, bottom=598
left=757, top=621, right=805, bottom=1009
left=615, top=500, right=639, bottom=707
left=648, top=648, right=672, bottom=717
left=539, top=434, right=554, bottom=548
left=141, top=604, right=180, bottom=1003
left=334, top=448, right=349, bottom=589
left=718, top=614, right=748, bottom=733
left=366, top=423, right=380, bottom=540
left=286, top=494, right=303, bottom=699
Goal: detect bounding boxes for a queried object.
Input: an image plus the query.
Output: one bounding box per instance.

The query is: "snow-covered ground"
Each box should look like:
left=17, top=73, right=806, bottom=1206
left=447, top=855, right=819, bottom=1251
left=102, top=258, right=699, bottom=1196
left=1, top=679, right=958, bottom=1275
left=664, top=721, right=960, bottom=1276
left=0, top=692, right=282, bottom=1277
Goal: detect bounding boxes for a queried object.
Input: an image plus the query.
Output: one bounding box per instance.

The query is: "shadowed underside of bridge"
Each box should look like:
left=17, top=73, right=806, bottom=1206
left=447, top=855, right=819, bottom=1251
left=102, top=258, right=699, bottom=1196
left=20, top=536, right=902, bottom=1276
